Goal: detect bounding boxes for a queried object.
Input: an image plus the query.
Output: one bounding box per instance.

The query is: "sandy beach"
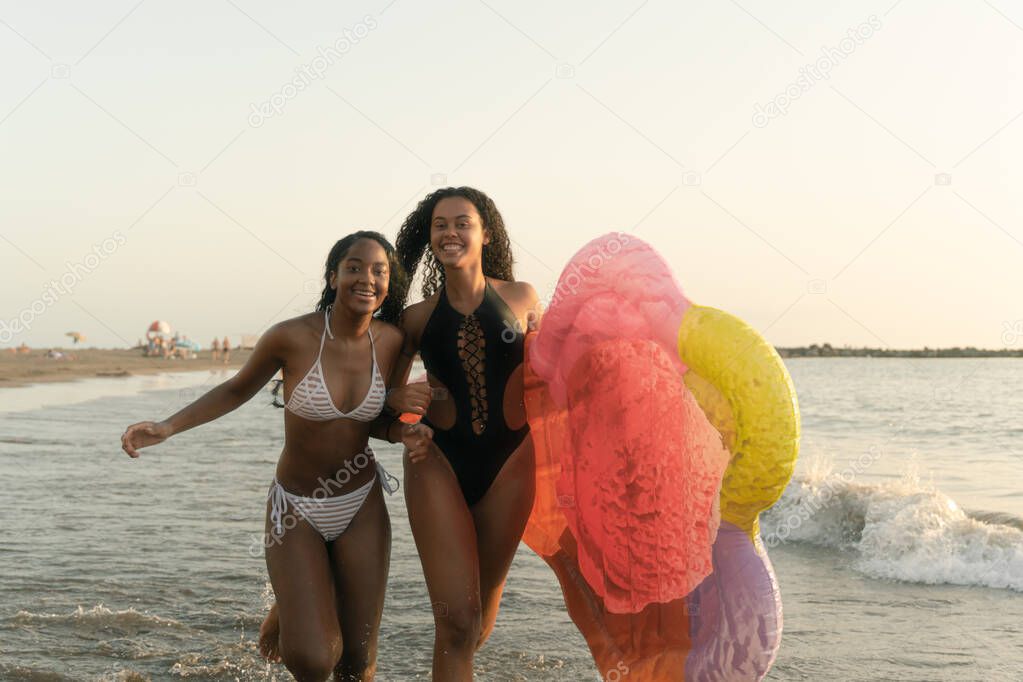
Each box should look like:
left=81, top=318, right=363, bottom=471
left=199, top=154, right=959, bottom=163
left=0, top=348, right=252, bottom=389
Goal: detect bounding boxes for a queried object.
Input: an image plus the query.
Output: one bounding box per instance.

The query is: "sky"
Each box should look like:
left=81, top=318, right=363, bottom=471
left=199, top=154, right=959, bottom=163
left=1, top=0, right=1021, bottom=350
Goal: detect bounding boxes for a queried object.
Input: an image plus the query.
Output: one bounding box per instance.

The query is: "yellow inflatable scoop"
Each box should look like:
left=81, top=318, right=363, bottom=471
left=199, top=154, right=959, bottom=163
left=678, top=304, right=801, bottom=540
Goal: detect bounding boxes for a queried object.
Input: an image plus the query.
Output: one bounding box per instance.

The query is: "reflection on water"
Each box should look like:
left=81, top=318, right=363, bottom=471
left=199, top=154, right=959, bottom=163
left=0, top=369, right=236, bottom=414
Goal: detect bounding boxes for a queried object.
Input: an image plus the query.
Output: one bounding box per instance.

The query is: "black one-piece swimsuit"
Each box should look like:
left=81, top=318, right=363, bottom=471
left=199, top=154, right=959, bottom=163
left=419, top=280, right=530, bottom=506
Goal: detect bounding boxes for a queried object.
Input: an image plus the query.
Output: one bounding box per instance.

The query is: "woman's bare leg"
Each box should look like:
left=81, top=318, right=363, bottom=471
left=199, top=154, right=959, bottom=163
left=471, top=438, right=535, bottom=648
left=264, top=509, right=342, bottom=681
left=258, top=603, right=281, bottom=662
left=330, top=482, right=391, bottom=681
left=405, top=445, right=481, bottom=682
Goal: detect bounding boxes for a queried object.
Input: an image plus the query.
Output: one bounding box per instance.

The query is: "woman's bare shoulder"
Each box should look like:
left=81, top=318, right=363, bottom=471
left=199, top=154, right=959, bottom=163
left=272, top=311, right=321, bottom=335
left=370, top=318, right=404, bottom=350
left=400, top=294, right=440, bottom=333
left=491, top=279, right=539, bottom=306
left=259, top=312, right=321, bottom=352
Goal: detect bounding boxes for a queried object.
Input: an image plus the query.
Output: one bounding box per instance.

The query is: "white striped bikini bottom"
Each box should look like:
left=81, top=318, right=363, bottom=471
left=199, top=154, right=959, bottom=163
left=267, top=456, right=399, bottom=542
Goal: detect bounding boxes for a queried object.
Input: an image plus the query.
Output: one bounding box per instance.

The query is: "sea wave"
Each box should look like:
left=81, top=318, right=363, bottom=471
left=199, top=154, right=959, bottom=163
left=762, top=469, right=1023, bottom=592
left=10, top=605, right=186, bottom=635
left=0, top=662, right=71, bottom=682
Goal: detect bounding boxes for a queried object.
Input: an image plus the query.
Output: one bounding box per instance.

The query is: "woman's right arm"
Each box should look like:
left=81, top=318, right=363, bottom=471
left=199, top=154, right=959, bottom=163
left=370, top=306, right=431, bottom=443
left=121, top=323, right=290, bottom=457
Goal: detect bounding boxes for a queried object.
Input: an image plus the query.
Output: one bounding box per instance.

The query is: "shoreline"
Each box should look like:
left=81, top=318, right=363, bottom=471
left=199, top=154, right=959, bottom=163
left=0, top=348, right=252, bottom=389
left=777, top=346, right=1023, bottom=358
left=3, top=345, right=1018, bottom=391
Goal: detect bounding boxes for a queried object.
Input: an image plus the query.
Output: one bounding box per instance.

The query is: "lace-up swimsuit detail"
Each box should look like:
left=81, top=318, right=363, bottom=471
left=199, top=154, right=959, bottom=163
left=269, top=305, right=397, bottom=542
left=420, top=280, right=529, bottom=506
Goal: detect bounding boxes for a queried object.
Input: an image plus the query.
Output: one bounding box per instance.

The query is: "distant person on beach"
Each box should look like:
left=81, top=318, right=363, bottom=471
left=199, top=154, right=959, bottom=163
left=221, top=336, right=231, bottom=364
left=211, top=337, right=220, bottom=362
left=121, top=232, right=430, bottom=680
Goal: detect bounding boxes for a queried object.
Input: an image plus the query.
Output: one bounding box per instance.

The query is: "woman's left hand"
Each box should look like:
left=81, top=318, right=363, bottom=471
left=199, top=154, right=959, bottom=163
left=401, top=423, right=434, bottom=463
left=387, top=383, right=433, bottom=417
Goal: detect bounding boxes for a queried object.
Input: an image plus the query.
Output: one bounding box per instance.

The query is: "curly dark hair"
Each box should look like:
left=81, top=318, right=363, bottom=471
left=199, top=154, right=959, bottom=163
left=393, top=187, right=514, bottom=310
left=315, top=230, right=408, bottom=325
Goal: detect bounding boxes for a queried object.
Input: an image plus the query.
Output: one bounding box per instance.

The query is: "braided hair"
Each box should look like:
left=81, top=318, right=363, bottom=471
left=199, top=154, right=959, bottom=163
left=392, top=187, right=514, bottom=311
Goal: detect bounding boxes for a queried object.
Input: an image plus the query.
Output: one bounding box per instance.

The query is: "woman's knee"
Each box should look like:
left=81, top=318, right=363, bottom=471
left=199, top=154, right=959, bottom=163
left=434, top=602, right=482, bottom=652
left=280, top=639, right=341, bottom=682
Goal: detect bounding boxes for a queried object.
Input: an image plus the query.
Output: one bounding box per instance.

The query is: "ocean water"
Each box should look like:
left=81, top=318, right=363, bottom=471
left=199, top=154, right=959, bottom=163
left=0, top=359, right=1021, bottom=680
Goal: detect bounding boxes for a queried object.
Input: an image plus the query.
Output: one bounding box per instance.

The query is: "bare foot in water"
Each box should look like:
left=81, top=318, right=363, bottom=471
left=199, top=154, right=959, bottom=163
left=258, top=603, right=281, bottom=662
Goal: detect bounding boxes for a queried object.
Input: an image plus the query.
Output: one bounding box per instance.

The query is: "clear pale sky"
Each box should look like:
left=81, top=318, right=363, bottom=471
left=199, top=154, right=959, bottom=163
left=2, top=0, right=1021, bottom=349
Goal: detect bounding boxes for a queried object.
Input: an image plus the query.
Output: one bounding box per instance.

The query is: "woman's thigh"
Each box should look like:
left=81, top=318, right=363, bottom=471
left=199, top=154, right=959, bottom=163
left=264, top=504, right=342, bottom=665
left=471, top=437, right=536, bottom=629
left=330, top=483, right=391, bottom=669
left=404, top=445, right=482, bottom=629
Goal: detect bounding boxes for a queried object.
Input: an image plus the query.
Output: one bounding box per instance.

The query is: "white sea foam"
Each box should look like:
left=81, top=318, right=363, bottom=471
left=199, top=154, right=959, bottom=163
left=11, top=604, right=186, bottom=633
left=762, top=467, right=1023, bottom=592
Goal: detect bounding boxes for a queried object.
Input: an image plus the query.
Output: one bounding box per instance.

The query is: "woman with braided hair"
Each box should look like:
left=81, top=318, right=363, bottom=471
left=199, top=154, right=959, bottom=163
left=123, top=232, right=433, bottom=681
left=385, top=186, right=540, bottom=680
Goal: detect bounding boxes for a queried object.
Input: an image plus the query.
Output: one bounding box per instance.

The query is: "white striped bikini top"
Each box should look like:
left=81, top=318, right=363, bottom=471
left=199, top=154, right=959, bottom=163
left=285, top=307, right=386, bottom=422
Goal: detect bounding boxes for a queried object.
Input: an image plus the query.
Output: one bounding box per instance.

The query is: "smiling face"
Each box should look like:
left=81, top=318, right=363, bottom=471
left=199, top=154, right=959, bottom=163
left=430, top=196, right=490, bottom=271
left=330, top=238, right=390, bottom=316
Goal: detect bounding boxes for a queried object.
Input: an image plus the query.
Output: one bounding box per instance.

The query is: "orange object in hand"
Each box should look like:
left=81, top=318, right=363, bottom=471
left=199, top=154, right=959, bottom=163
left=398, top=373, right=436, bottom=425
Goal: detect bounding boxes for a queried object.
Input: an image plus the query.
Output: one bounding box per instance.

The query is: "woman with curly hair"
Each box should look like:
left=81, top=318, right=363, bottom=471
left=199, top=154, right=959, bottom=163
left=121, top=232, right=432, bottom=681
left=384, top=187, right=540, bottom=679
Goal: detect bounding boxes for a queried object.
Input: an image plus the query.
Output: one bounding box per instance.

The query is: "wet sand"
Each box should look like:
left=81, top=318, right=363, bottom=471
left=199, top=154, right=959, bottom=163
left=0, top=348, right=251, bottom=389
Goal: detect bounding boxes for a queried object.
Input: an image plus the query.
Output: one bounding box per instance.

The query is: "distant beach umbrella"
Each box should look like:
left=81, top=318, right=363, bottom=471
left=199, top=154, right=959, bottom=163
left=146, top=320, right=172, bottom=339
left=65, top=331, right=85, bottom=344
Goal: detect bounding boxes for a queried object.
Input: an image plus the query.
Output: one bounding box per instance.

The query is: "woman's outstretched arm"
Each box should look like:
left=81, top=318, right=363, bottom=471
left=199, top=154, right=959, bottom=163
left=121, top=323, right=289, bottom=457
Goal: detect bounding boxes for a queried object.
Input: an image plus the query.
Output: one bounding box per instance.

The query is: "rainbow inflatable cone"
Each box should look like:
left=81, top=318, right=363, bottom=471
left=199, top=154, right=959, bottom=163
left=524, top=233, right=800, bottom=680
